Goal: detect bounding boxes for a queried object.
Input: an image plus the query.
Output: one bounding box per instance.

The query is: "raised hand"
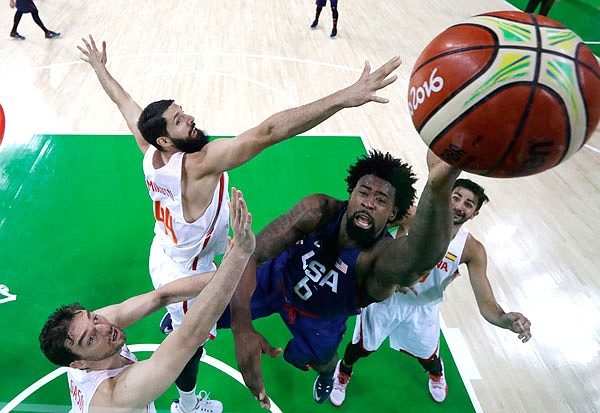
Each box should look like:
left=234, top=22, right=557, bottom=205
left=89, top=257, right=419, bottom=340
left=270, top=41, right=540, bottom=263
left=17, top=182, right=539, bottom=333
left=77, top=35, right=107, bottom=70
left=341, top=56, right=402, bottom=107
left=229, top=187, right=255, bottom=256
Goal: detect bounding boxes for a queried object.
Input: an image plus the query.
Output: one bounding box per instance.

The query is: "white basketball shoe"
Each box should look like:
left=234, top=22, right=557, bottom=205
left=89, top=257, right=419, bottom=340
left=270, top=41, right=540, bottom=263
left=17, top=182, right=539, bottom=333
left=329, top=360, right=352, bottom=407
left=170, top=390, right=223, bottom=413
left=428, top=359, right=448, bottom=403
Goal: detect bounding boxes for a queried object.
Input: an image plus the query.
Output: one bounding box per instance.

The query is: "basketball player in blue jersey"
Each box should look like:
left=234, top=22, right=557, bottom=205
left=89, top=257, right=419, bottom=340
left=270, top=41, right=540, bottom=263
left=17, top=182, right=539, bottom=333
left=310, top=0, right=339, bottom=39
left=329, top=179, right=532, bottom=406
left=78, top=35, right=400, bottom=413
left=9, top=0, right=60, bottom=40
left=217, top=150, right=462, bottom=408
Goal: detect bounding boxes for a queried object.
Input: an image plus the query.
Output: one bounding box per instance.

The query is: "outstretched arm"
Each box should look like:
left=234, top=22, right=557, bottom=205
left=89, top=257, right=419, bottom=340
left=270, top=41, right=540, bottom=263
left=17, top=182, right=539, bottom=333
left=77, top=35, right=149, bottom=154
left=98, top=188, right=254, bottom=411
left=189, top=57, right=402, bottom=177
left=96, top=271, right=216, bottom=330
left=465, top=236, right=532, bottom=343
left=229, top=194, right=342, bottom=408
left=365, top=151, right=461, bottom=299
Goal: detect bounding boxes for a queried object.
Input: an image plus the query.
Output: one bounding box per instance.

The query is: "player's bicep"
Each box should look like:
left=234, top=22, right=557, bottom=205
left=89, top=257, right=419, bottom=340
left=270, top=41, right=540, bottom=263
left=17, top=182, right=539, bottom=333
left=95, top=291, right=160, bottom=329
left=189, top=134, right=264, bottom=178
left=117, top=97, right=149, bottom=154
left=255, top=195, right=339, bottom=263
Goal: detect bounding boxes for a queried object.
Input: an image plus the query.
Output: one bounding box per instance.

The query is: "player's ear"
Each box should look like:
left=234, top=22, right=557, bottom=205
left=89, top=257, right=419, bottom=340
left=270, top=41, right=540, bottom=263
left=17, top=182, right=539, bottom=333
left=387, top=206, right=399, bottom=224
left=156, top=136, right=170, bottom=148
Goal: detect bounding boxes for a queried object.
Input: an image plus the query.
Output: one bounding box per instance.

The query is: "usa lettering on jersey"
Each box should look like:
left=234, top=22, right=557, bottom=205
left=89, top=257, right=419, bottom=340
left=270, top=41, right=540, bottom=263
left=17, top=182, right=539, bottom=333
left=294, top=251, right=345, bottom=300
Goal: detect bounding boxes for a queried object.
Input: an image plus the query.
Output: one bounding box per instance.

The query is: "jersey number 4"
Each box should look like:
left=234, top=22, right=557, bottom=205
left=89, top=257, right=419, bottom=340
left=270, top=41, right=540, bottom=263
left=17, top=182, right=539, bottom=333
left=154, top=201, right=178, bottom=244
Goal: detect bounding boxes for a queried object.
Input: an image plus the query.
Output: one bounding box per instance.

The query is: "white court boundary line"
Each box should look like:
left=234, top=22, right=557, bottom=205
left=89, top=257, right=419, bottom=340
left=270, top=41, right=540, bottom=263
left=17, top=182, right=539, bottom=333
left=0, top=344, right=282, bottom=413
left=440, top=316, right=484, bottom=413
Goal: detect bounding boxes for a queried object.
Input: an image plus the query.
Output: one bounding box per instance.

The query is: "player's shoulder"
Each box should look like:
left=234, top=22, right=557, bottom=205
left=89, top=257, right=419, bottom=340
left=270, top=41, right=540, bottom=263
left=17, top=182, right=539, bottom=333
left=463, top=231, right=486, bottom=261
left=303, top=193, right=343, bottom=213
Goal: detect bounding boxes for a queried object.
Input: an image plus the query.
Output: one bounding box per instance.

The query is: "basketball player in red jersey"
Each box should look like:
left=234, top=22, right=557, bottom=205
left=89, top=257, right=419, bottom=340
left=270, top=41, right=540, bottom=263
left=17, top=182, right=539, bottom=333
left=39, top=189, right=254, bottom=413
left=330, top=179, right=531, bottom=406
left=78, top=35, right=400, bottom=413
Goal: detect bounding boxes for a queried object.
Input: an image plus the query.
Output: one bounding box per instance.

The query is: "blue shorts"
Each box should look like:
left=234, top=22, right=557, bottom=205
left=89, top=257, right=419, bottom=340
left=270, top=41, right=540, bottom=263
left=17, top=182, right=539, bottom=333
left=16, top=0, right=37, bottom=13
left=217, top=265, right=348, bottom=369
left=316, top=0, right=338, bottom=7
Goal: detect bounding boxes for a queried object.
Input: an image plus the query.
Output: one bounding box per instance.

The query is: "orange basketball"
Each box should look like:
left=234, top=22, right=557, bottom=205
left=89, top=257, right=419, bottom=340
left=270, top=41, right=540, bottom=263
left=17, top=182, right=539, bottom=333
left=408, top=11, right=600, bottom=177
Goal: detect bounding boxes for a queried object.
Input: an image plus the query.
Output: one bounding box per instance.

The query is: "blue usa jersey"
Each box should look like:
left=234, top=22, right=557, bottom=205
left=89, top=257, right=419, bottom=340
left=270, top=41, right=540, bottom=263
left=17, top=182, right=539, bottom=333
left=263, top=202, right=382, bottom=319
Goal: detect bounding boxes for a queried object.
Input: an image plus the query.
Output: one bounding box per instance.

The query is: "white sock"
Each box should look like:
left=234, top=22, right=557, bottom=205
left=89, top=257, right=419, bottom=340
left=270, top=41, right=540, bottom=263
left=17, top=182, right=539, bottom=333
left=178, top=386, right=197, bottom=412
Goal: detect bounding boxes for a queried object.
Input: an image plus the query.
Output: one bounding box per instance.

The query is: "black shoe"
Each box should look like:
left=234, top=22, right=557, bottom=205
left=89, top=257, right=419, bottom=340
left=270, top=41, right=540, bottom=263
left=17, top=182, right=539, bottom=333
left=45, top=31, right=60, bottom=39
left=10, top=32, right=25, bottom=40
left=310, top=20, right=318, bottom=29
left=330, top=27, right=337, bottom=39
left=313, top=372, right=334, bottom=403
left=159, top=312, right=173, bottom=334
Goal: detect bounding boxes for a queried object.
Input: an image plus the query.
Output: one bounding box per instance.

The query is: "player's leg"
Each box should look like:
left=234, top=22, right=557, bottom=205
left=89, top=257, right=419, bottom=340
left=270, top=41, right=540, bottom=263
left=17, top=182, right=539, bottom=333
left=311, top=0, right=326, bottom=28
left=539, top=0, right=555, bottom=15
left=391, top=305, right=447, bottom=403
left=330, top=300, right=394, bottom=406
left=10, top=10, right=25, bottom=40
left=524, top=0, right=541, bottom=13
left=281, top=315, right=347, bottom=403
left=149, top=244, right=222, bottom=413
left=171, top=346, right=223, bottom=413
left=330, top=0, right=338, bottom=38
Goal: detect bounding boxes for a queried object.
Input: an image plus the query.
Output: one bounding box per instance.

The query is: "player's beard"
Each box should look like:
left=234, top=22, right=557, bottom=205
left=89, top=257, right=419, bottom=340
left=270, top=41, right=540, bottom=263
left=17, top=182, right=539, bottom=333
left=170, top=128, right=209, bottom=153
left=452, top=210, right=470, bottom=225
left=345, top=211, right=378, bottom=247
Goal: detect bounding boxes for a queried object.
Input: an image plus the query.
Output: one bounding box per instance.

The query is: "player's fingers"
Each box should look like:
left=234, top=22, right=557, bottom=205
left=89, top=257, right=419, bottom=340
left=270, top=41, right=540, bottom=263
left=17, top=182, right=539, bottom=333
left=258, top=392, right=271, bottom=409
left=361, top=60, right=371, bottom=78
left=80, top=37, right=91, bottom=50
left=369, top=96, right=390, bottom=104
left=376, top=56, right=402, bottom=78
left=380, top=73, right=398, bottom=88
left=260, top=335, right=281, bottom=357
left=230, top=187, right=239, bottom=222
left=89, top=35, right=98, bottom=51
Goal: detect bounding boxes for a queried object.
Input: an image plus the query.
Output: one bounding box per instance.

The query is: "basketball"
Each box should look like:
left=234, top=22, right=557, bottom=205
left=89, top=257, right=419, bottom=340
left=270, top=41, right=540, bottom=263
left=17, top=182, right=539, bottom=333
left=408, top=11, right=600, bottom=177
left=0, top=103, right=4, bottom=146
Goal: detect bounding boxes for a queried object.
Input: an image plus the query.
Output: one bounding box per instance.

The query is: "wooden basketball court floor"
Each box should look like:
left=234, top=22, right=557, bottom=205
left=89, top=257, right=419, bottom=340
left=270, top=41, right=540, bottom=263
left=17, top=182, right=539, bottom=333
left=0, top=1, right=599, bottom=412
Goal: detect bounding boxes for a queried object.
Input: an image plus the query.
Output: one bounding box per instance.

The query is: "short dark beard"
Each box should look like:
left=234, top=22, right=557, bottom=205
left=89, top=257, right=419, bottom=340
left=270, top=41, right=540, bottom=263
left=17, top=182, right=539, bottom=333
left=345, top=212, right=378, bottom=247
left=170, top=129, right=209, bottom=153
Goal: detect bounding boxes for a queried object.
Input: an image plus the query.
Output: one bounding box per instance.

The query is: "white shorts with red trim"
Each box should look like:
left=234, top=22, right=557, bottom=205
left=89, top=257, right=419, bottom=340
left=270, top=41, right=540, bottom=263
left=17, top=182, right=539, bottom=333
left=149, top=240, right=217, bottom=341
left=352, top=292, right=440, bottom=359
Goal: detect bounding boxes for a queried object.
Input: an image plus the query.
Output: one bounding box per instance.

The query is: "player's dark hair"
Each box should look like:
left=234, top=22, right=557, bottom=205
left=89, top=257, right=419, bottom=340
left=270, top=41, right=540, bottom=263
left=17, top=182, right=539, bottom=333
left=138, top=99, right=174, bottom=149
left=345, top=150, right=417, bottom=218
left=39, top=303, right=86, bottom=367
left=453, top=178, right=489, bottom=210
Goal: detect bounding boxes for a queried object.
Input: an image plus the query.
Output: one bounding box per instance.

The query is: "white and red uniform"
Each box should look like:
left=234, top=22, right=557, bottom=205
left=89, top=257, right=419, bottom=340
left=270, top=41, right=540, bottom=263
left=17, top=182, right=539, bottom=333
left=67, top=345, right=156, bottom=413
left=352, top=228, right=469, bottom=359
left=143, top=147, right=230, bottom=331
